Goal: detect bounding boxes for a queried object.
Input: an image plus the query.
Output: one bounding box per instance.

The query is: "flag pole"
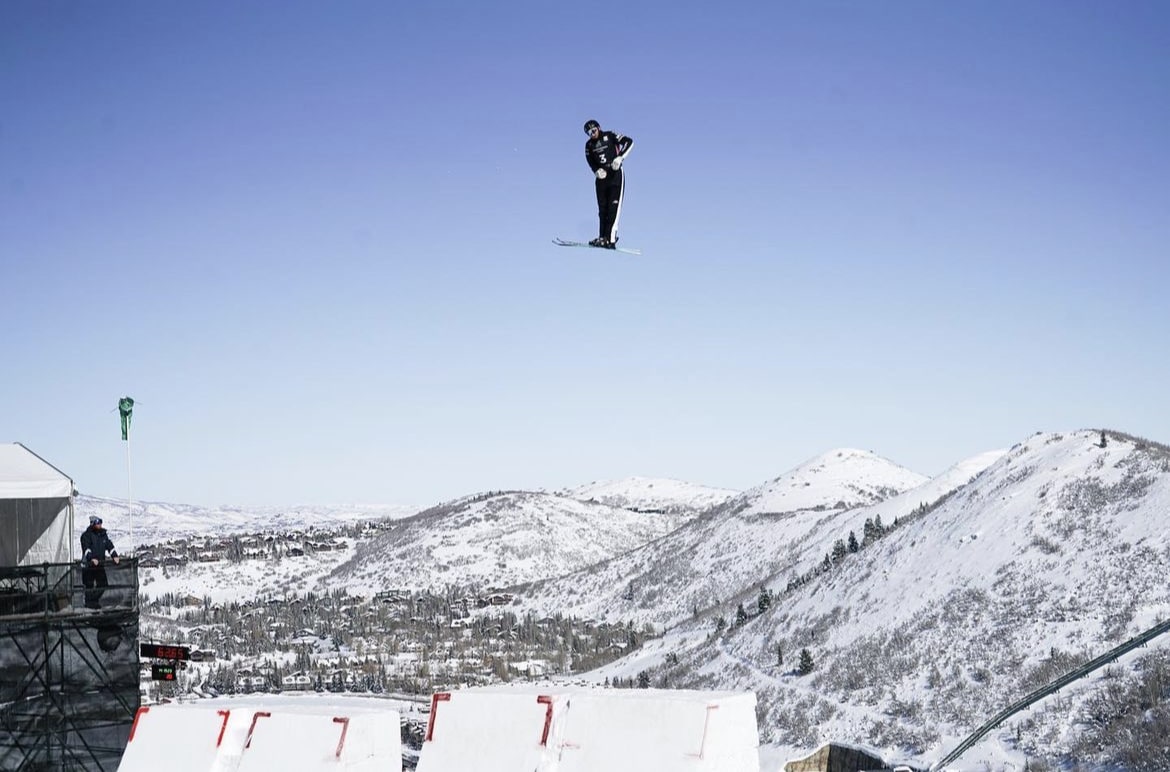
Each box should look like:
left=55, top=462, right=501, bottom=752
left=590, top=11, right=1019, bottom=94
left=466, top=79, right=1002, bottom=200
left=119, top=396, right=136, bottom=556
left=126, top=430, right=134, bottom=556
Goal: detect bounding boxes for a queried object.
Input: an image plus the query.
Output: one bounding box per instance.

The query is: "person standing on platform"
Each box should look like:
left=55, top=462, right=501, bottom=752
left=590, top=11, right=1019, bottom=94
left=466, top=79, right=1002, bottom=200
left=80, top=515, right=120, bottom=609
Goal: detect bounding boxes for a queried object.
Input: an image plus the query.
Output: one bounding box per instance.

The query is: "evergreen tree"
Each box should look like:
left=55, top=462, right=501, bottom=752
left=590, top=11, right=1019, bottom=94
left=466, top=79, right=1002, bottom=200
left=735, top=603, right=748, bottom=628
left=775, top=644, right=784, bottom=667
left=757, top=587, right=772, bottom=615
left=831, top=539, right=848, bottom=561
left=874, top=514, right=885, bottom=534
left=848, top=531, right=860, bottom=553
left=798, top=648, right=814, bottom=675
left=636, top=670, right=651, bottom=689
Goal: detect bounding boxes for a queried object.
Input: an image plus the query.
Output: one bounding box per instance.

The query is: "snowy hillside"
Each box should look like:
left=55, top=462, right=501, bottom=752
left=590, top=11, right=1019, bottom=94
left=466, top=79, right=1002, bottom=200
left=135, top=537, right=359, bottom=605
left=87, top=479, right=715, bottom=607
left=513, top=449, right=942, bottom=628
left=75, top=494, right=418, bottom=548
left=727, top=448, right=929, bottom=517
left=605, top=430, right=1170, bottom=770
left=324, top=490, right=700, bottom=596
left=843, top=449, right=1007, bottom=536
left=563, top=476, right=738, bottom=513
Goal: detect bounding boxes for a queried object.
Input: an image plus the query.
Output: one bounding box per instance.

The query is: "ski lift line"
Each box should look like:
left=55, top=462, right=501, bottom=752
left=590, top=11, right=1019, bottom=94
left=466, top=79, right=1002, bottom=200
left=932, top=615, right=1170, bottom=770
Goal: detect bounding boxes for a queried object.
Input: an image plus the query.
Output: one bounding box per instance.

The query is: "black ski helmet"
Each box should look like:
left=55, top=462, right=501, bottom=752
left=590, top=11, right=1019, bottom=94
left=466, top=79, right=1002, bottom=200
left=583, top=119, right=600, bottom=135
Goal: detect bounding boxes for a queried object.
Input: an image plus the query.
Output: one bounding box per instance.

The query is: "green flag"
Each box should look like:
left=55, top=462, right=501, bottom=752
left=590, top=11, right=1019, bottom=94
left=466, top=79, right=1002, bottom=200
left=118, top=397, right=135, bottom=441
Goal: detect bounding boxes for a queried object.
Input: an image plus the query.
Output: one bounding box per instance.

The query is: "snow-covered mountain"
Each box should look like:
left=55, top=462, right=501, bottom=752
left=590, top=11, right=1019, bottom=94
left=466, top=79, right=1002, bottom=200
left=727, top=448, right=930, bottom=517
left=83, top=477, right=721, bottom=606
left=563, top=476, right=738, bottom=513
left=324, top=489, right=702, bottom=596
left=512, top=449, right=940, bottom=628
left=75, top=494, right=418, bottom=548
left=588, top=430, right=1170, bottom=770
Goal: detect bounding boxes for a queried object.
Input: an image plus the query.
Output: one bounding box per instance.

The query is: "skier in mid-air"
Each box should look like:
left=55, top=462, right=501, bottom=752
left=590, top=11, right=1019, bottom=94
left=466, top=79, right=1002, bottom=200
left=583, top=119, right=633, bottom=248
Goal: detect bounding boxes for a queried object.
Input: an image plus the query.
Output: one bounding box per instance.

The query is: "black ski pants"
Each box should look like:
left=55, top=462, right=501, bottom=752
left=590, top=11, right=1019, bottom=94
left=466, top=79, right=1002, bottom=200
left=594, top=169, right=625, bottom=242
left=82, top=564, right=109, bottom=609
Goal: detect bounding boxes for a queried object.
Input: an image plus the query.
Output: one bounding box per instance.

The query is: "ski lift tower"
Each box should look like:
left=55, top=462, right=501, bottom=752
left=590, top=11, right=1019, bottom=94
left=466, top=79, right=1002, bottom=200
left=0, top=443, right=140, bottom=771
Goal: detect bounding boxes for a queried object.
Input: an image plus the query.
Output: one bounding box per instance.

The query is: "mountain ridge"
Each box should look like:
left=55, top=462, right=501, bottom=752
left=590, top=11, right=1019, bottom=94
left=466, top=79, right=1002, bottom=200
left=511, top=448, right=942, bottom=628
left=325, top=489, right=701, bottom=596
left=588, top=430, right=1170, bottom=770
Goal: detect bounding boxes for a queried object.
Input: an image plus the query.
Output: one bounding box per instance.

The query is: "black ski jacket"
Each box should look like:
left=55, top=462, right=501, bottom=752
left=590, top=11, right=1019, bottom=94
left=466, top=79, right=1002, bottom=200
left=585, top=130, right=633, bottom=173
left=81, top=526, right=118, bottom=563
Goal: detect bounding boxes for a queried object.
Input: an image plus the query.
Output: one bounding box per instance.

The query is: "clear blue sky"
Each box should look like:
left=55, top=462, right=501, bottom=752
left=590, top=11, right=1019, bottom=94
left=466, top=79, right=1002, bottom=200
left=3, top=1, right=1168, bottom=507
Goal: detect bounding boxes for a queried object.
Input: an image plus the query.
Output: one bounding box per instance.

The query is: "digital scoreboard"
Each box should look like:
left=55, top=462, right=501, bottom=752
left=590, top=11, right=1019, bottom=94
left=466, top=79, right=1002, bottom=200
left=151, top=663, right=177, bottom=681
left=140, top=643, right=191, bottom=661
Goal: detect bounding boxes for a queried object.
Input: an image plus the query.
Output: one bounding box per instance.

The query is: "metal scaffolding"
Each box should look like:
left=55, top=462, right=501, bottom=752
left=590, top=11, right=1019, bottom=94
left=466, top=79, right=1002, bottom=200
left=0, top=559, right=140, bottom=771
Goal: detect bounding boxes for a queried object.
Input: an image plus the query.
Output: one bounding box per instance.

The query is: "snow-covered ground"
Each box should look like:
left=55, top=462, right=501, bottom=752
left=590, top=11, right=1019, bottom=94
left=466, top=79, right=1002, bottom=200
left=68, top=431, right=1170, bottom=769
left=123, top=687, right=762, bottom=772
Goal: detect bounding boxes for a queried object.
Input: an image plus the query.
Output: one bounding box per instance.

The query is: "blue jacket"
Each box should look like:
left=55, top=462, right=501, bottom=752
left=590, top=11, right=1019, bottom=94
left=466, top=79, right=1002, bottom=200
left=81, top=526, right=118, bottom=563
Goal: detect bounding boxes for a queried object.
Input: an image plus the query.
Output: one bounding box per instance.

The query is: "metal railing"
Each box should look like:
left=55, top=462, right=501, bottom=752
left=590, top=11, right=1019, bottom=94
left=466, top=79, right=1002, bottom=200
left=932, top=616, right=1170, bottom=770
left=0, top=558, right=139, bottom=618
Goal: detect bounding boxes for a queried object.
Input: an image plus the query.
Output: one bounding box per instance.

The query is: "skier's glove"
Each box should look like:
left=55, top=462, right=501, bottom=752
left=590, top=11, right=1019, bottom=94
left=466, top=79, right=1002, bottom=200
left=595, top=168, right=607, bottom=179
left=611, top=156, right=623, bottom=171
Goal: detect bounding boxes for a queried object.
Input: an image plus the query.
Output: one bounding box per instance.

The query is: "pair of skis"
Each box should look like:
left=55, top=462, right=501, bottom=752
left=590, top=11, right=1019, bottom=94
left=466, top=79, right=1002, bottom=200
left=552, top=238, right=641, bottom=256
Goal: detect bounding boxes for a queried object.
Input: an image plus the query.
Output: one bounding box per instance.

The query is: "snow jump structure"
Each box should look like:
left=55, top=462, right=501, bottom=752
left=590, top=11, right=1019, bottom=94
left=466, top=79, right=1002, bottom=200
left=417, top=686, right=760, bottom=772
left=117, top=704, right=403, bottom=772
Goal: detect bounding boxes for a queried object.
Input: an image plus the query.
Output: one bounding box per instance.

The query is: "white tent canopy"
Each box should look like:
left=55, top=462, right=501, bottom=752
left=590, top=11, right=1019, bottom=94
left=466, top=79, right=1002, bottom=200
left=0, top=443, right=75, bottom=565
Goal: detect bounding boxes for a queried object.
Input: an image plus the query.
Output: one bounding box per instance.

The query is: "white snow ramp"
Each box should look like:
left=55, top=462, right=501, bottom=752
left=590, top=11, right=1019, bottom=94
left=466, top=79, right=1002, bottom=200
left=417, top=686, right=759, bottom=772
left=117, top=704, right=402, bottom=771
